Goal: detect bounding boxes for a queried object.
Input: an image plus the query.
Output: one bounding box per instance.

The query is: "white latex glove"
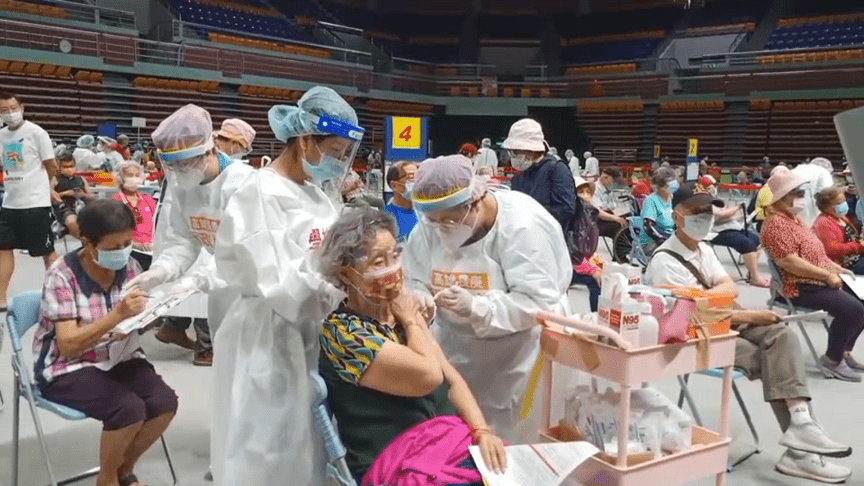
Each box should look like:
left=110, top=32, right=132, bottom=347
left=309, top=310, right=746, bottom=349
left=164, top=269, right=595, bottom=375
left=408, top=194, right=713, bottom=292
left=167, top=275, right=204, bottom=296
left=434, top=285, right=475, bottom=319
left=126, top=266, right=170, bottom=292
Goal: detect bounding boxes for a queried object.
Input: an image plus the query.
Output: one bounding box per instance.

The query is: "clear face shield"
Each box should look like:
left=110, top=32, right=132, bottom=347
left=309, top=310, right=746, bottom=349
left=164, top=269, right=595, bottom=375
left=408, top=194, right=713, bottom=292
left=156, top=137, right=214, bottom=189
left=303, top=114, right=365, bottom=202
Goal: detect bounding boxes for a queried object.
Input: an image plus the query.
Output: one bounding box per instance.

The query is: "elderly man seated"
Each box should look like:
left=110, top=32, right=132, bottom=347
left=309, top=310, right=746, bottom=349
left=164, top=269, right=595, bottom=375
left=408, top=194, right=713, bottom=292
left=34, top=200, right=177, bottom=486
left=645, top=183, right=852, bottom=484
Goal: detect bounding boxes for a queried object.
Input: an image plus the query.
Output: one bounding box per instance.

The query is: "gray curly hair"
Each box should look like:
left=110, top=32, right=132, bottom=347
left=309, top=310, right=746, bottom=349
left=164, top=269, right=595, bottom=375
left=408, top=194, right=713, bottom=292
left=317, top=205, right=398, bottom=290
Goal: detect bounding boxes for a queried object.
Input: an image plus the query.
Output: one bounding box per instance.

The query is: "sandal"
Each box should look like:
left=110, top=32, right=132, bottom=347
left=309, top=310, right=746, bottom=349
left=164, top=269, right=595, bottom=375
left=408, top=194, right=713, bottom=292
left=748, top=275, right=771, bottom=288
left=119, top=474, right=145, bottom=486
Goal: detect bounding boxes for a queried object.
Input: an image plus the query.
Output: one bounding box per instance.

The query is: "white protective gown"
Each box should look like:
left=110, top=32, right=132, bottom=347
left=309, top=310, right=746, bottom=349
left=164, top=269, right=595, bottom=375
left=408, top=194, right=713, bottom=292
left=568, top=156, right=580, bottom=175
left=791, top=163, right=835, bottom=227
left=211, top=167, right=345, bottom=486
left=73, top=147, right=101, bottom=171
left=404, top=189, right=572, bottom=443
left=152, top=156, right=255, bottom=332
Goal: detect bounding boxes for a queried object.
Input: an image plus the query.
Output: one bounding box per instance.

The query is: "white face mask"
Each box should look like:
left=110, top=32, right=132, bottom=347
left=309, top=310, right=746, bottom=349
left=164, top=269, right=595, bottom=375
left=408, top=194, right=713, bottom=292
left=511, top=154, right=532, bottom=171
left=1, top=110, right=23, bottom=126
left=431, top=206, right=479, bottom=252
left=791, top=197, right=807, bottom=214
left=681, top=213, right=714, bottom=241
left=122, top=176, right=143, bottom=191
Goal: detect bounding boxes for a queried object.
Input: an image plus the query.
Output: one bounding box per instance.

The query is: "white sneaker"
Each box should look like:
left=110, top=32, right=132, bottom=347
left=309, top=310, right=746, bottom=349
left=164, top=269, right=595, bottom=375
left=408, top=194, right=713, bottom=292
left=780, top=421, right=852, bottom=458
left=776, top=449, right=852, bottom=484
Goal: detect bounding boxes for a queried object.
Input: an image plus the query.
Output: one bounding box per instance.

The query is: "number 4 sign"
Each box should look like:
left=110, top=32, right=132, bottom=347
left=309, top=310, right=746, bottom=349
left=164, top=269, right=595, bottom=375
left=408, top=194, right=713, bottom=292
left=391, top=117, right=422, bottom=149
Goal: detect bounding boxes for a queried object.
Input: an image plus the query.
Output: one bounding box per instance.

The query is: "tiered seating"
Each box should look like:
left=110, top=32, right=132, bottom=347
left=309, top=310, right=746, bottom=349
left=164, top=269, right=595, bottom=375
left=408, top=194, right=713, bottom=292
left=133, top=76, right=219, bottom=92
left=743, top=99, right=772, bottom=163
left=756, top=47, right=864, bottom=65
left=655, top=100, right=726, bottom=162
left=0, top=0, right=66, bottom=18
left=0, top=67, right=103, bottom=143
left=575, top=100, right=645, bottom=155
left=237, top=85, right=296, bottom=99
left=766, top=15, right=864, bottom=51
left=565, top=63, right=637, bottom=76
left=208, top=31, right=331, bottom=59
left=758, top=99, right=862, bottom=163
left=554, top=6, right=681, bottom=38
left=562, top=31, right=665, bottom=65
left=171, top=0, right=313, bottom=43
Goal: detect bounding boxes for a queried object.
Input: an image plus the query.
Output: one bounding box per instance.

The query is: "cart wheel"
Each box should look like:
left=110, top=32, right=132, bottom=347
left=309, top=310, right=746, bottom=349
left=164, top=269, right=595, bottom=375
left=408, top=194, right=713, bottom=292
left=612, top=226, right=633, bottom=264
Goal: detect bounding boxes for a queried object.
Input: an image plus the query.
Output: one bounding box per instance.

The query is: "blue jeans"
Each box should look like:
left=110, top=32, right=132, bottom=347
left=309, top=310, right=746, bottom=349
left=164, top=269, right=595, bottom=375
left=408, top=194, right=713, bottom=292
left=571, top=272, right=600, bottom=312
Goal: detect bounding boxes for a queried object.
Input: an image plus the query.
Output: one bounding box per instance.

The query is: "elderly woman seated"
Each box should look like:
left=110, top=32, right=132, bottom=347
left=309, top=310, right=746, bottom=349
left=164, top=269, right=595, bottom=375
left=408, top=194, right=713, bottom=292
left=317, top=206, right=507, bottom=486
left=34, top=199, right=177, bottom=486
left=639, top=167, right=678, bottom=253
left=112, top=160, right=158, bottom=270
left=762, top=169, right=864, bottom=383
left=813, top=186, right=864, bottom=276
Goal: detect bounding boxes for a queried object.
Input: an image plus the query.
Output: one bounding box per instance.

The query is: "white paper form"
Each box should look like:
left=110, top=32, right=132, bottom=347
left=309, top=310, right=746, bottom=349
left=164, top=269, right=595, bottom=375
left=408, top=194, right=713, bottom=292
left=113, top=288, right=198, bottom=335
left=469, top=441, right=599, bottom=486
left=841, top=274, right=864, bottom=300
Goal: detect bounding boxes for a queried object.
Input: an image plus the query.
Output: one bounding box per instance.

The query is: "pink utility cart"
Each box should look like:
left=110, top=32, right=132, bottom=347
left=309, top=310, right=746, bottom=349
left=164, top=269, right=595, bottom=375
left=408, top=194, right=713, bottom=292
left=537, top=316, right=738, bottom=486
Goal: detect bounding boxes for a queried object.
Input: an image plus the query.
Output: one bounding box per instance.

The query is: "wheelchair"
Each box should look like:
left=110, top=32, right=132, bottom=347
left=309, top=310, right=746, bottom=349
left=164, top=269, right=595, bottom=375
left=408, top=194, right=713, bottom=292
left=610, top=193, right=668, bottom=268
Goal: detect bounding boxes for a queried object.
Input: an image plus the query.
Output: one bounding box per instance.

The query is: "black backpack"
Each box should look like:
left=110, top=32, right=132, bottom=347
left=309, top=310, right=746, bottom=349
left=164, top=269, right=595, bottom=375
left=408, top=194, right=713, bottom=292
left=546, top=159, right=600, bottom=264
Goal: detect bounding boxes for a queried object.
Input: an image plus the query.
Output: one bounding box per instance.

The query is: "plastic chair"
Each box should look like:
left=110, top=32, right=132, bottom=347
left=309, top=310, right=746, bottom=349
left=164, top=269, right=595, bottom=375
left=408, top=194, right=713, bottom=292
left=766, top=259, right=829, bottom=375
left=310, top=372, right=357, bottom=486
left=677, top=368, right=760, bottom=471
left=7, top=290, right=178, bottom=486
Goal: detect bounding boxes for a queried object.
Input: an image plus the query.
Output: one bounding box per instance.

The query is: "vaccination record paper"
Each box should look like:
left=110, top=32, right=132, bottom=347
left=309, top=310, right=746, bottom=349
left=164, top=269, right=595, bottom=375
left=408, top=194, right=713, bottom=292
left=469, top=441, right=599, bottom=486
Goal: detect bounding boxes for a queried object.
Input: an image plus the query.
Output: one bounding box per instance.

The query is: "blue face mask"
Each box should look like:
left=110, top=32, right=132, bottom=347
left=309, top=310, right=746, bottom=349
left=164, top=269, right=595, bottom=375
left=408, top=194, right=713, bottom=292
left=402, top=181, right=414, bottom=199
left=303, top=154, right=346, bottom=182
left=96, top=245, right=133, bottom=271
left=667, top=179, right=680, bottom=194
left=835, top=201, right=850, bottom=217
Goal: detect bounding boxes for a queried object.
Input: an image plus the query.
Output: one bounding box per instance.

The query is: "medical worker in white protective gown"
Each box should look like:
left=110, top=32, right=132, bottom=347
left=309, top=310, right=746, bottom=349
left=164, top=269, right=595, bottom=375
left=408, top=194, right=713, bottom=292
left=128, top=105, right=254, bottom=312
left=403, top=154, right=572, bottom=443
left=211, top=86, right=364, bottom=486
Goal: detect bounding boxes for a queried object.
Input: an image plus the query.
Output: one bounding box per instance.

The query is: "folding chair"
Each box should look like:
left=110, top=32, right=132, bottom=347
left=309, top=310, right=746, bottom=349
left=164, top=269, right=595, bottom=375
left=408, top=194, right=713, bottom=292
left=7, top=290, right=178, bottom=486
left=766, top=260, right=830, bottom=375
left=710, top=242, right=745, bottom=279
left=677, top=368, right=760, bottom=471
left=310, top=372, right=357, bottom=486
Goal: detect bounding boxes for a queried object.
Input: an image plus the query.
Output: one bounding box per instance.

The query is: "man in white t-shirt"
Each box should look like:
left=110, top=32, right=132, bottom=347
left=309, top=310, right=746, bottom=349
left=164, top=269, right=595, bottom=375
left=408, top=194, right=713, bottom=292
left=645, top=182, right=852, bottom=483
left=473, top=137, right=498, bottom=175
left=0, top=92, right=58, bottom=309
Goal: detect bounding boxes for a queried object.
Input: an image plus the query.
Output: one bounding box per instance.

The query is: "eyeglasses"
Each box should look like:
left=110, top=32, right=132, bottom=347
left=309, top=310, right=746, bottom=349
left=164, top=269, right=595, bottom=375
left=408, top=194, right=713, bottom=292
left=421, top=203, right=473, bottom=226
left=358, top=245, right=403, bottom=269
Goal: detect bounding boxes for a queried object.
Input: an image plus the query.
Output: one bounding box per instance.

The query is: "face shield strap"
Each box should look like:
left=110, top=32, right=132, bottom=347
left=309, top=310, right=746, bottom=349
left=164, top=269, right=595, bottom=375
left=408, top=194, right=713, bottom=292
left=308, top=113, right=365, bottom=141
left=158, top=137, right=214, bottom=164
left=413, top=183, right=474, bottom=214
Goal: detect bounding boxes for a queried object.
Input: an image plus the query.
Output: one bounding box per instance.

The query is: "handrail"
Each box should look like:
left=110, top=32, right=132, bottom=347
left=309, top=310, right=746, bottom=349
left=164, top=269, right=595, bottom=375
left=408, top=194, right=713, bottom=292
left=171, top=19, right=372, bottom=63
left=690, top=44, right=864, bottom=67
left=0, top=0, right=137, bottom=30
left=317, top=20, right=364, bottom=35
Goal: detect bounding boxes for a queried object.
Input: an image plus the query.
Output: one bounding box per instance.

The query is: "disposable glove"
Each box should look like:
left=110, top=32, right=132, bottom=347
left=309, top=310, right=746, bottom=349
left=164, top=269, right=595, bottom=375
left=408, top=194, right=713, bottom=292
left=126, top=266, right=170, bottom=292
left=434, top=285, right=475, bottom=319
left=167, top=275, right=205, bottom=296
left=411, top=289, right=436, bottom=324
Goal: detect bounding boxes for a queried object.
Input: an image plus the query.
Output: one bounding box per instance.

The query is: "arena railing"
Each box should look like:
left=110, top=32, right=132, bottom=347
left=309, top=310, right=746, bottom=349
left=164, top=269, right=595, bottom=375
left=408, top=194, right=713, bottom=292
left=171, top=19, right=373, bottom=66
left=689, top=45, right=864, bottom=68
left=0, top=0, right=138, bottom=31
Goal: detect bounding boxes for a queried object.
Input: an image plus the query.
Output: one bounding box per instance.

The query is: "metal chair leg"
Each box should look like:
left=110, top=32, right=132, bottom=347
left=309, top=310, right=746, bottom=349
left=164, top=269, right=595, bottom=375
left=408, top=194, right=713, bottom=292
left=795, top=320, right=826, bottom=375
left=21, top=381, right=59, bottom=486
left=0, top=386, right=5, bottom=412
left=676, top=375, right=704, bottom=426
left=160, top=436, right=179, bottom=486
left=727, top=380, right=761, bottom=472
left=12, top=377, right=19, bottom=486
left=725, top=247, right=744, bottom=278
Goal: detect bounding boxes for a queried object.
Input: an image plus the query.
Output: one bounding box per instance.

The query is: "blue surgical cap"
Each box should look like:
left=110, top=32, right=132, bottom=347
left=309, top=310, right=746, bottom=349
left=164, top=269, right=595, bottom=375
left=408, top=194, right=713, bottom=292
left=77, top=134, right=94, bottom=148
left=268, top=86, right=359, bottom=143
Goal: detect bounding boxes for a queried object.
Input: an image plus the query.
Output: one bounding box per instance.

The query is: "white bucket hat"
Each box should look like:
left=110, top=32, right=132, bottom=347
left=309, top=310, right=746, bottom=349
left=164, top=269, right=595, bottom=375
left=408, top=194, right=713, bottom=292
left=767, top=167, right=806, bottom=205
left=501, top=119, right=546, bottom=152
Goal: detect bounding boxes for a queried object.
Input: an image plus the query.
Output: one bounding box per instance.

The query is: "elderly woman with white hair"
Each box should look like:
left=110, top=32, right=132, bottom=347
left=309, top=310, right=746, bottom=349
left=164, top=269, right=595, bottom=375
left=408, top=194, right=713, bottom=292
left=403, top=154, right=571, bottom=444
left=316, top=205, right=506, bottom=485
left=111, top=160, right=156, bottom=269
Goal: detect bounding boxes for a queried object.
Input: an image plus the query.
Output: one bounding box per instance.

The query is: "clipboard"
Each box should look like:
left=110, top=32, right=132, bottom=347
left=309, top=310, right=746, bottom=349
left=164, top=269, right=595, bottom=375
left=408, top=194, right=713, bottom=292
left=113, top=289, right=199, bottom=335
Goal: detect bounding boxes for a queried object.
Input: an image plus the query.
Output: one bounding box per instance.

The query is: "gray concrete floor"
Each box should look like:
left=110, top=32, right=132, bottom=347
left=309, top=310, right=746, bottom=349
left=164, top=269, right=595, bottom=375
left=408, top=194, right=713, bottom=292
left=0, top=238, right=861, bottom=485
